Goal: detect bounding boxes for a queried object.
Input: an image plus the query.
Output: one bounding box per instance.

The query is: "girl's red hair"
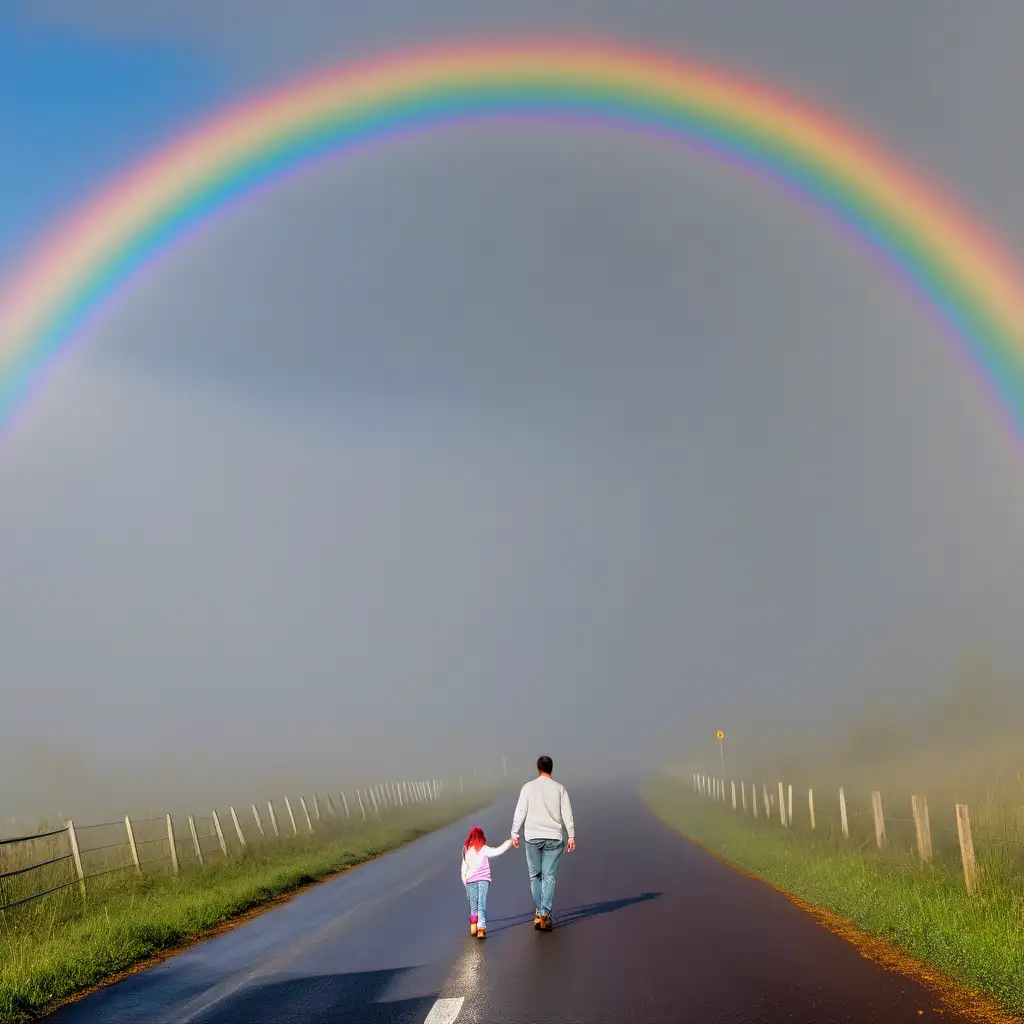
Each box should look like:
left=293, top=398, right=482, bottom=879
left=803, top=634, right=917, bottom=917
left=464, top=826, right=486, bottom=851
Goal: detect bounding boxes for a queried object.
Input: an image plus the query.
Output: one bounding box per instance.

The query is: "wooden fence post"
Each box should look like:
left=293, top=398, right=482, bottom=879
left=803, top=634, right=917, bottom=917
left=299, top=797, right=314, bottom=835
left=188, top=815, right=204, bottom=866
left=956, top=803, right=978, bottom=895
left=313, top=794, right=322, bottom=821
left=911, top=794, right=932, bottom=864
left=211, top=810, right=228, bottom=856
left=763, top=785, right=771, bottom=820
left=357, top=791, right=367, bottom=821
left=252, top=804, right=266, bottom=838
left=165, top=814, right=180, bottom=876
left=731, top=780, right=737, bottom=810
left=839, top=786, right=849, bottom=839
left=325, top=793, right=337, bottom=817
left=340, top=792, right=351, bottom=820
left=741, top=781, right=747, bottom=812
left=66, top=821, right=87, bottom=900
left=778, top=782, right=787, bottom=826
left=284, top=797, right=299, bottom=836
left=871, top=791, right=886, bottom=848
left=808, top=789, right=816, bottom=830
left=787, top=784, right=793, bottom=825
left=124, top=815, right=142, bottom=876
left=751, top=782, right=758, bottom=818
left=230, top=807, right=247, bottom=848
left=267, top=800, right=280, bottom=837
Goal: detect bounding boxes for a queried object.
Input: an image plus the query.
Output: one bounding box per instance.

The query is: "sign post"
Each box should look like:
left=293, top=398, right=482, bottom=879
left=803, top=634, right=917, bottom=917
left=717, top=730, right=725, bottom=778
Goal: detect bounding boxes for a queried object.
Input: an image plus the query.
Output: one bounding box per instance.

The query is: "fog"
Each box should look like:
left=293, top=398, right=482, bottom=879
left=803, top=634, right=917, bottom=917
left=3, top=2, right=1024, bottom=826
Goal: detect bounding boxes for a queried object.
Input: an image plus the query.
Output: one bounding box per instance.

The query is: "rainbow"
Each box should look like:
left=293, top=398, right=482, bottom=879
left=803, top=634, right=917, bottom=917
left=2, top=40, right=1024, bottom=437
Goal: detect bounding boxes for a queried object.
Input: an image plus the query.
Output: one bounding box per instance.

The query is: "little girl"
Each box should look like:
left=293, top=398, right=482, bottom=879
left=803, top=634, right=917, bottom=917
left=460, top=826, right=512, bottom=938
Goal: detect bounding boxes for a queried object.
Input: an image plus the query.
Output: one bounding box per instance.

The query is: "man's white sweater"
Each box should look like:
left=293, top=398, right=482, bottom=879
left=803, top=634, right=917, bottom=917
left=511, top=775, right=575, bottom=841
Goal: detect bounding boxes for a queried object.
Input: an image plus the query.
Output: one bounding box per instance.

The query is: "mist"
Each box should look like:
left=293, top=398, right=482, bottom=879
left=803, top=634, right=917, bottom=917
left=3, top=2, right=1024, bottom=828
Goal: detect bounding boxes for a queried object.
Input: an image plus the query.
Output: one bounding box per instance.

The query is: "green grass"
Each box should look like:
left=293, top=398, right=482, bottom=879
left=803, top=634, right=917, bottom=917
left=0, top=797, right=490, bottom=1023
left=643, top=778, right=1024, bottom=1018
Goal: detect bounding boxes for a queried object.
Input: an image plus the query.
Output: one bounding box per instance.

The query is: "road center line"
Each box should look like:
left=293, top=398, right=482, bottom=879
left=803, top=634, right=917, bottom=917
left=423, top=996, right=465, bottom=1023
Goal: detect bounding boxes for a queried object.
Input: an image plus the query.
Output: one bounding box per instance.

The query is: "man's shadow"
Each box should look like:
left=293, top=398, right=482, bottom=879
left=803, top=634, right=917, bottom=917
left=487, top=892, right=661, bottom=933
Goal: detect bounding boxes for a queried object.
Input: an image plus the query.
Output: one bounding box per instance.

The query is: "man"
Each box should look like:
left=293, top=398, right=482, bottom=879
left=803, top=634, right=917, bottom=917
left=510, top=755, right=575, bottom=931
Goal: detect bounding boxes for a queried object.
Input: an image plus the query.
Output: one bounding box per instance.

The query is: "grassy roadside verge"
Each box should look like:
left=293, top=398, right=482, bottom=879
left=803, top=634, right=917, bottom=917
left=0, top=796, right=493, bottom=1023
left=642, top=777, right=1024, bottom=1020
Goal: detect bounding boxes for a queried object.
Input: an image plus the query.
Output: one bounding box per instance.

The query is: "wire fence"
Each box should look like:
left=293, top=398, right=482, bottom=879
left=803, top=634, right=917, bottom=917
left=689, top=771, right=1024, bottom=895
left=0, top=774, right=484, bottom=925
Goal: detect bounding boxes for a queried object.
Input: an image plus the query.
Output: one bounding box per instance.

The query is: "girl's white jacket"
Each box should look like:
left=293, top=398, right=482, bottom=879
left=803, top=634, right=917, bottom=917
left=461, top=838, right=513, bottom=885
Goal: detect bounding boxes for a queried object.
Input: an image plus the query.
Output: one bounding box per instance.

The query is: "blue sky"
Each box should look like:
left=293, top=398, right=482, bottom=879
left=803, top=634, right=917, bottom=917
left=0, top=10, right=223, bottom=273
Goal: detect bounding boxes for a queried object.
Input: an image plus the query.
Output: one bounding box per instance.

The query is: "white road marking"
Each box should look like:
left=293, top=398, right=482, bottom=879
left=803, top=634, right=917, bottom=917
left=423, top=996, right=465, bottom=1023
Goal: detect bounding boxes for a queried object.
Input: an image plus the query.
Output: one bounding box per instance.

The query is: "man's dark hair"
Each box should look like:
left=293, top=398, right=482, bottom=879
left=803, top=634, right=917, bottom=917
left=537, top=755, right=553, bottom=774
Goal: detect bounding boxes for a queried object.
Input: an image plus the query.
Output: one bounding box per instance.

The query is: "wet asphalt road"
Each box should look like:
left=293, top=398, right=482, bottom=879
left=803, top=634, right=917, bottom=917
left=48, top=786, right=978, bottom=1023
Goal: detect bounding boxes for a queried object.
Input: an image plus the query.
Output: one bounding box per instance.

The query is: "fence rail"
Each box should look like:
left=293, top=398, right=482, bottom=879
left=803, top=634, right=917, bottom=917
left=0, top=773, right=485, bottom=920
left=689, top=770, right=1017, bottom=895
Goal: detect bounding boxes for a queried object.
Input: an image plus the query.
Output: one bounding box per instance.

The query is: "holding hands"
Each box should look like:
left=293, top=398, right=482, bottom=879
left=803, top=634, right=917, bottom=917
left=510, top=835, right=575, bottom=852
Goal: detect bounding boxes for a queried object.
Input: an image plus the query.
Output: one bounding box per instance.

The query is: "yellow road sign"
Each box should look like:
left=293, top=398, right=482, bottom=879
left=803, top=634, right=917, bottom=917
left=716, top=730, right=724, bottom=741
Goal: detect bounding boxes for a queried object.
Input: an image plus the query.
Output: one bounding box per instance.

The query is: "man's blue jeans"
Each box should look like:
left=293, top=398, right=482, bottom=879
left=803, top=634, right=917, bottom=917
left=525, top=838, right=565, bottom=917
